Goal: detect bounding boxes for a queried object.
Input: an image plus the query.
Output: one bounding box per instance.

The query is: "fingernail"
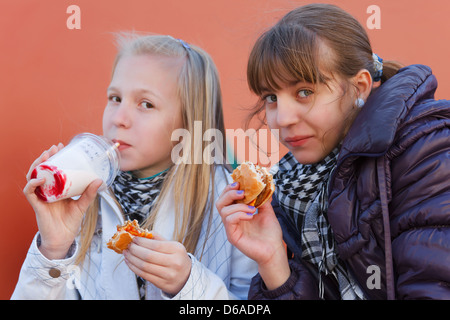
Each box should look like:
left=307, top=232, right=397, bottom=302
left=236, top=190, right=244, bottom=195
left=248, top=205, right=255, bottom=210
left=246, top=212, right=253, bottom=216
left=231, top=182, right=237, bottom=187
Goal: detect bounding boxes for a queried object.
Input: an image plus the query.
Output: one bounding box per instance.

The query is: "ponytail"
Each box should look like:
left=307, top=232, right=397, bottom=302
left=380, top=60, right=404, bottom=84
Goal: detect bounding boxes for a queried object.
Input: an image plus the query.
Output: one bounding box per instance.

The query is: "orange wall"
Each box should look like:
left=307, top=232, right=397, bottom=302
left=1, top=0, right=449, bottom=299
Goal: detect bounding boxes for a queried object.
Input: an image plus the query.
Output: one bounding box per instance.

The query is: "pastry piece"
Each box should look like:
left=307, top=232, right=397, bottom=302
left=107, top=219, right=153, bottom=254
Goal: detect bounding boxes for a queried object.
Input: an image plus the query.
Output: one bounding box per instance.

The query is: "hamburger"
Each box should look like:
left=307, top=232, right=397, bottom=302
left=231, top=161, right=275, bottom=208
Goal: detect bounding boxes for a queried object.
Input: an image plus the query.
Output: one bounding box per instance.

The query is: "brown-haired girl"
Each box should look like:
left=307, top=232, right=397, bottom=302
left=216, top=4, right=450, bottom=299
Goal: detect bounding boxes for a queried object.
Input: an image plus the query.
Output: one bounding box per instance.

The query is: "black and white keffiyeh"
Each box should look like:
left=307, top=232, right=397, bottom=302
left=111, top=169, right=169, bottom=300
left=273, top=150, right=338, bottom=232
left=272, top=149, right=365, bottom=300
left=111, top=170, right=168, bottom=224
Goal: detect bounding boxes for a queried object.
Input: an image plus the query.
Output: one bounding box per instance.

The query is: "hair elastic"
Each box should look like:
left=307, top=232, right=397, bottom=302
left=176, top=38, right=191, bottom=51
left=167, top=35, right=191, bottom=51
left=372, top=53, right=383, bottom=82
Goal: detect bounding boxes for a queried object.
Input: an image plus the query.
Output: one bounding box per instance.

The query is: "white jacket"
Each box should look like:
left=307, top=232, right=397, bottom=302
left=11, top=167, right=258, bottom=300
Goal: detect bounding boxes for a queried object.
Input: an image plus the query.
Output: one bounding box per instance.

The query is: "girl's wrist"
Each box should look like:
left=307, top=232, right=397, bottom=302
left=37, top=236, right=73, bottom=260
left=257, top=246, right=291, bottom=291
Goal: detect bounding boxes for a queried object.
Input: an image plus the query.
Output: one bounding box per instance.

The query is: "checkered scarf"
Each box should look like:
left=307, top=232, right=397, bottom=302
left=111, top=169, right=169, bottom=299
left=111, top=170, right=168, bottom=224
left=272, top=150, right=365, bottom=300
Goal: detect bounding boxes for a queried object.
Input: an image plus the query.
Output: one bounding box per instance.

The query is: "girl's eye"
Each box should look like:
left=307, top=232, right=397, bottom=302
left=140, top=101, right=154, bottom=109
left=298, top=89, right=313, bottom=99
left=264, top=94, right=277, bottom=104
left=109, top=95, right=121, bottom=103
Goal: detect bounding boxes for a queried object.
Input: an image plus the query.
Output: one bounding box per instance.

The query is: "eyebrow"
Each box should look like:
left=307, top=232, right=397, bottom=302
left=259, top=80, right=311, bottom=93
left=107, top=86, right=161, bottom=100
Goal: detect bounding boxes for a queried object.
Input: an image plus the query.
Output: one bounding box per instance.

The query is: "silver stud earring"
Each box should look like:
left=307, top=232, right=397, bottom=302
left=355, top=97, right=365, bottom=108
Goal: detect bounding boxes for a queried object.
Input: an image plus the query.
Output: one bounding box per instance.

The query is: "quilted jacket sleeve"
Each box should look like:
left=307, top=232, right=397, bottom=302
left=248, top=259, right=319, bottom=300
left=388, top=109, right=450, bottom=299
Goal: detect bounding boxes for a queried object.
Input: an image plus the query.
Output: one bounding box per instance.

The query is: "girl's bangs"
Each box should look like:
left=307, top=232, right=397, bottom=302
left=248, top=25, right=330, bottom=96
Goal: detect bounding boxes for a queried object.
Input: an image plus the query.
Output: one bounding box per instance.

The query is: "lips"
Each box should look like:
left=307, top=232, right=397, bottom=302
left=284, top=135, right=313, bottom=147
left=112, top=139, right=131, bottom=151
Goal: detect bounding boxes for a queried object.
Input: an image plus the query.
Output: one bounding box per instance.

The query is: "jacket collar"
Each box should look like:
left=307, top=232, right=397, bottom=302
left=339, top=64, right=437, bottom=160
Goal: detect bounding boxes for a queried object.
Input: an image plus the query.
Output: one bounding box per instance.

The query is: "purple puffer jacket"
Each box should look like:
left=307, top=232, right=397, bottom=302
left=249, top=65, right=450, bottom=300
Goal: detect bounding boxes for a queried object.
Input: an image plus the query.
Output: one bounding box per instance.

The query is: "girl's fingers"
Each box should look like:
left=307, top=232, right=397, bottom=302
left=148, top=232, right=165, bottom=241
left=220, top=202, right=256, bottom=219
left=223, top=210, right=255, bottom=225
left=123, top=249, right=167, bottom=279
left=215, top=183, right=245, bottom=213
left=126, top=240, right=169, bottom=267
left=124, top=252, right=184, bottom=296
left=26, top=144, right=64, bottom=181
left=75, top=179, right=103, bottom=210
left=26, top=151, right=49, bottom=181
left=218, top=181, right=239, bottom=197
left=132, top=236, right=181, bottom=255
left=124, top=238, right=192, bottom=295
left=23, top=177, right=45, bottom=199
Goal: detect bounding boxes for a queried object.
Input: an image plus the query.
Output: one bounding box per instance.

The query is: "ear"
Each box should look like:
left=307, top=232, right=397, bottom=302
left=352, top=69, right=373, bottom=100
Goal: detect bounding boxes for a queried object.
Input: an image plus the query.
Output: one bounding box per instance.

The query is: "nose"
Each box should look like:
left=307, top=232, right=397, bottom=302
left=276, top=95, right=301, bottom=128
left=110, top=101, right=132, bottom=129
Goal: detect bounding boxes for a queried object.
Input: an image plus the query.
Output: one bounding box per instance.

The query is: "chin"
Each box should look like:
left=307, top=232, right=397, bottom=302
left=290, top=149, right=326, bottom=165
left=119, top=162, right=137, bottom=173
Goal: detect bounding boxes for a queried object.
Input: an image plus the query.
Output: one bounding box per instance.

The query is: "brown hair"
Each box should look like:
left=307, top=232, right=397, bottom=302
left=246, top=3, right=403, bottom=126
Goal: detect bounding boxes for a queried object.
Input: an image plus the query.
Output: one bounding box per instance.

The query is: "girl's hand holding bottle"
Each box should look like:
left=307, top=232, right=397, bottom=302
left=23, top=144, right=103, bottom=260
left=216, top=182, right=291, bottom=290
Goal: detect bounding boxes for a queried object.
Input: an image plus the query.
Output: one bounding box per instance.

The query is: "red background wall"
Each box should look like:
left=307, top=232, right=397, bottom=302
left=1, top=0, right=449, bottom=299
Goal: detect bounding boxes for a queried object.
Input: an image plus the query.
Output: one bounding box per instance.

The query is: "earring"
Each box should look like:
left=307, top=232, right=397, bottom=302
left=355, top=97, right=365, bottom=108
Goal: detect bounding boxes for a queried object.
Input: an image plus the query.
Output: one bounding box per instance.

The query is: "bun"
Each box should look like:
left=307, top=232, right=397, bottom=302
left=107, top=219, right=153, bottom=254
left=231, top=162, right=275, bottom=208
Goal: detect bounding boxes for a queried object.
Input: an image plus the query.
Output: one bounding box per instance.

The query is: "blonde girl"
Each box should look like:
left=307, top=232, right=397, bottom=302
left=13, top=34, right=257, bottom=300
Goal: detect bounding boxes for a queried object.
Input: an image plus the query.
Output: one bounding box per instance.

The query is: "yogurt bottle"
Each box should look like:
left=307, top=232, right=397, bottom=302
left=31, top=133, right=120, bottom=202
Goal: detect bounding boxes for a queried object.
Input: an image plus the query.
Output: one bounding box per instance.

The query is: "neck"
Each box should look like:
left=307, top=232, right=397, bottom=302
left=131, top=167, right=170, bottom=180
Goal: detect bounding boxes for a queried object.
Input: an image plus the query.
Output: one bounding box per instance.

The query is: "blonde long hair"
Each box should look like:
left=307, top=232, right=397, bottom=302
left=76, top=34, right=229, bottom=265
